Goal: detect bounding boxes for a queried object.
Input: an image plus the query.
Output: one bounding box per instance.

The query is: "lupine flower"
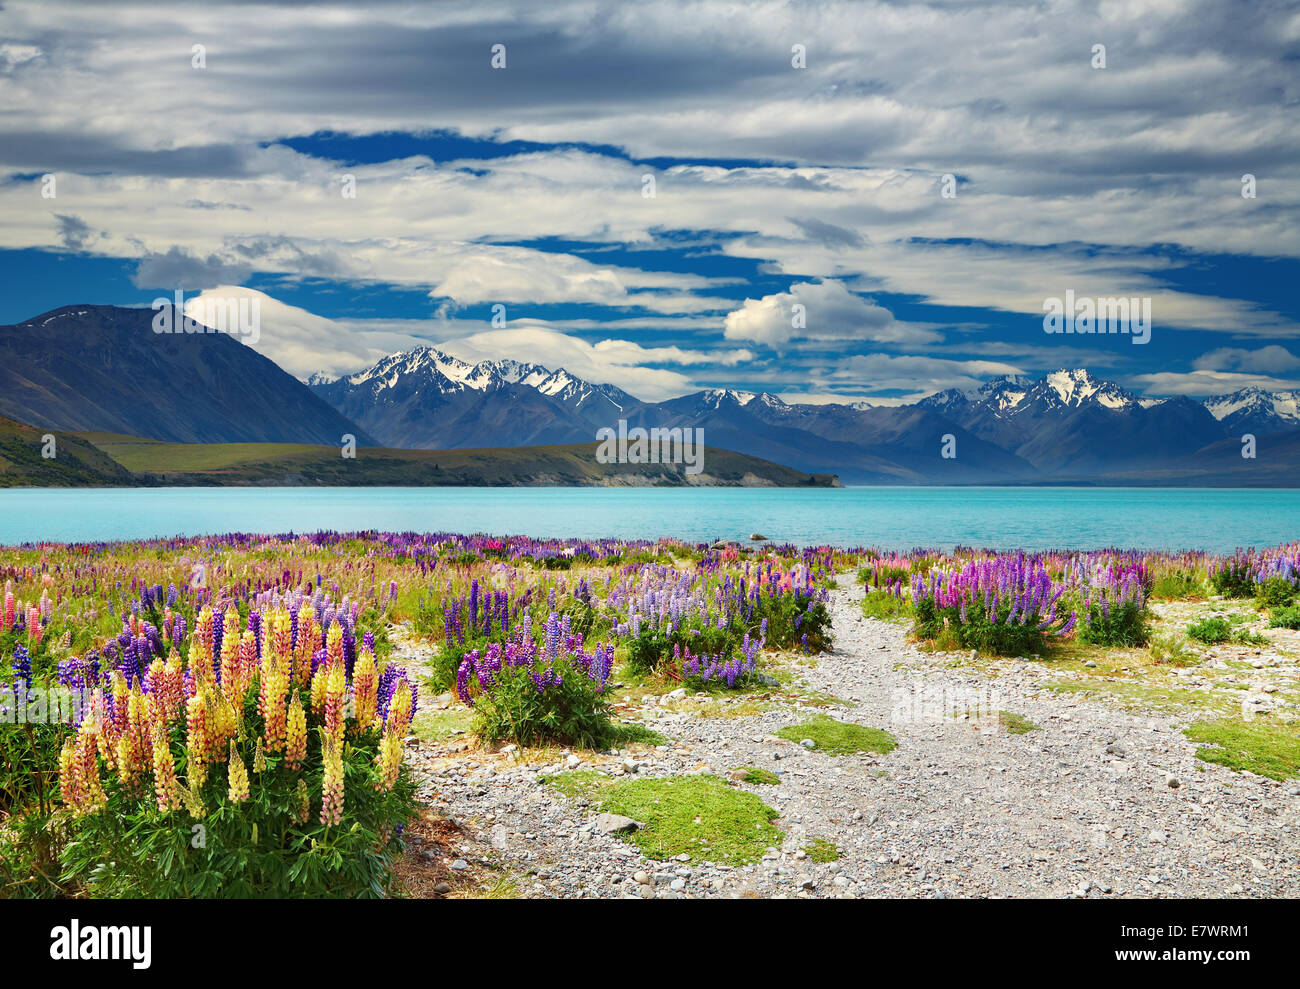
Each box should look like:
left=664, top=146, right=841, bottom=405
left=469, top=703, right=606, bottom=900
left=152, top=724, right=184, bottom=812
left=319, top=730, right=344, bottom=826
left=293, top=777, right=311, bottom=824
left=324, top=661, right=347, bottom=742
left=285, top=690, right=307, bottom=770
left=352, top=649, right=378, bottom=731
left=227, top=740, right=250, bottom=803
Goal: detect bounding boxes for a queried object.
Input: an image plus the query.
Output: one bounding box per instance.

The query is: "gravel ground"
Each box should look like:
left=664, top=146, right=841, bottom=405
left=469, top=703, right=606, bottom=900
left=397, top=576, right=1300, bottom=898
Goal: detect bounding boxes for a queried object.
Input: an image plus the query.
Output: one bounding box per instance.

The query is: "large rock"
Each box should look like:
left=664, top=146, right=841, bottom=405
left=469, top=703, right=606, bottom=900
left=593, top=813, right=641, bottom=834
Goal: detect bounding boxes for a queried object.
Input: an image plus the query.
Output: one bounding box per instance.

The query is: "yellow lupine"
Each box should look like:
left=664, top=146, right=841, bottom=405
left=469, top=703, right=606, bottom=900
left=285, top=690, right=307, bottom=770
left=227, top=740, right=250, bottom=803
left=352, top=650, right=377, bottom=731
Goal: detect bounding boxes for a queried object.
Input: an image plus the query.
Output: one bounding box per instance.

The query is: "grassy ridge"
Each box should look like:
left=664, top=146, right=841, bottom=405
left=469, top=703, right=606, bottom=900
left=66, top=433, right=840, bottom=487
left=0, top=416, right=136, bottom=487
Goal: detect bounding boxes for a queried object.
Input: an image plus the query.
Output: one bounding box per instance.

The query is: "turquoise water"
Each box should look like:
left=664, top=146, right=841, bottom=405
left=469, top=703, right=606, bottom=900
left=0, top=486, right=1295, bottom=553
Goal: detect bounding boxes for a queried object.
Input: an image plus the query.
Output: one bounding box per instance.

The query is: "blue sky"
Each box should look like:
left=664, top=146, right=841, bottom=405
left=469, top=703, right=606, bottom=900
left=1, top=1, right=1298, bottom=404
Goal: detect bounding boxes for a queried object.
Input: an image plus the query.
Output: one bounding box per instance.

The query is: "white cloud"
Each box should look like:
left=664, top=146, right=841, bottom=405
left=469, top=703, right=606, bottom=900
left=185, top=286, right=732, bottom=400
left=1130, top=369, right=1300, bottom=397
left=724, top=279, right=941, bottom=348
left=1193, top=345, right=1300, bottom=373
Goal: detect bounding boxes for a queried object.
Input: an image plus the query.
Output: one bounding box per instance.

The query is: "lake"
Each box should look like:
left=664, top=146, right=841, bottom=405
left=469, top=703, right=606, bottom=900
left=0, top=486, right=1296, bottom=553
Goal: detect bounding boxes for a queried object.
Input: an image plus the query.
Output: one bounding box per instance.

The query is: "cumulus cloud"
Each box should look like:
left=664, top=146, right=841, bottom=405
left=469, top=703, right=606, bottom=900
left=184, top=287, right=730, bottom=400
left=724, top=279, right=941, bottom=348
left=1, top=0, right=1297, bottom=397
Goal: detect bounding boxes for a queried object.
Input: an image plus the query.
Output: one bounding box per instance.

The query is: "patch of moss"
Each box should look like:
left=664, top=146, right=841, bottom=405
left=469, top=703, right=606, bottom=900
left=776, top=715, right=897, bottom=756
left=804, top=837, right=840, bottom=863
left=1183, top=717, right=1300, bottom=781
left=735, top=766, right=780, bottom=785
left=538, top=769, right=607, bottom=802
left=542, top=772, right=782, bottom=864
left=998, top=711, right=1039, bottom=735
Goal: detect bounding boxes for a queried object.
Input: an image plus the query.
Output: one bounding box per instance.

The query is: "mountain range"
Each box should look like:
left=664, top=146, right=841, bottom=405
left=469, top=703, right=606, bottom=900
left=310, top=351, right=1300, bottom=484
left=3, top=305, right=1298, bottom=485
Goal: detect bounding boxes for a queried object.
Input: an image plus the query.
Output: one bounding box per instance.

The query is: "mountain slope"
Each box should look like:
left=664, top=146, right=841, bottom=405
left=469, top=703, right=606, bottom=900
left=0, top=415, right=137, bottom=487
left=309, top=347, right=641, bottom=449
left=1204, top=386, right=1300, bottom=436
left=0, top=306, right=372, bottom=445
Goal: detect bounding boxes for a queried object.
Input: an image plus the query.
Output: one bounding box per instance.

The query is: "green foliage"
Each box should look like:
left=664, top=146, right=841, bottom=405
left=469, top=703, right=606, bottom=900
left=1256, top=576, right=1297, bottom=609
left=1148, top=632, right=1197, bottom=666
left=1150, top=571, right=1206, bottom=600
left=1077, top=600, right=1150, bottom=647
left=1, top=720, right=67, bottom=814
left=860, top=589, right=912, bottom=622
left=775, top=715, right=897, bottom=756
left=1268, top=604, right=1300, bottom=630
left=1186, top=615, right=1267, bottom=646
left=0, top=810, right=67, bottom=898
left=60, top=736, right=417, bottom=898
left=1186, top=616, right=1232, bottom=644
left=756, top=593, right=832, bottom=653
left=1184, top=717, right=1300, bottom=780
left=1210, top=561, right=1255, bottom=598
left=735, top=765, right=780, bottom=785
left=912, top=596, right=1048, bottom=657
left=468, top=653, right=613, bottom=749
left=428, top=634, right=489, bottom=693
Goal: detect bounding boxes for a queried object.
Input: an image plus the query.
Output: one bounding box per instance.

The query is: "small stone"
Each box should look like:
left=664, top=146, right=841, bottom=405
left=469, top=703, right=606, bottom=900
left=1166, top=775, right=1180, bottom=789
left=633, top=870, right=650, bottom=885
left=433, top=882, right=451, bottom=894
left=566, top=754, right=582, bottom=770
left=800, top=739, right=816, bottom=749
left=450, top=859, right=469, bottom=870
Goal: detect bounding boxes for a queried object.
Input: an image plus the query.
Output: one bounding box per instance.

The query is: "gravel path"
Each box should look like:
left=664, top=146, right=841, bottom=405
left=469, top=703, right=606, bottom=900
left=398, top=576, right=1300, bottom=898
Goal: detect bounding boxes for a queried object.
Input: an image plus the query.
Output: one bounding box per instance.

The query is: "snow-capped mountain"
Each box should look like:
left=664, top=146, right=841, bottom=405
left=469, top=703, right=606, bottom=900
left=308, top=347, right=641, bottom=450
left=1203, top=386, right=1300, bottom=436
left=306, top=349, right=1300, bottom=483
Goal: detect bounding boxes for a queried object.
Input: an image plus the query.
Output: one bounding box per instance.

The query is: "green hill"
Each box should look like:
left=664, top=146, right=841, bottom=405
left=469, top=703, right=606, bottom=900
left=0, top=416, right=137, bottom=487
left=71, top=433, right=840, bottom=487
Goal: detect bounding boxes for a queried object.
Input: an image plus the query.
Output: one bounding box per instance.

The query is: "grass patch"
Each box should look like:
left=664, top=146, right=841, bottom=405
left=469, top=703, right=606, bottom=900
left=661, top=697, right=774, bottom=719
left=735, top=766, right=780, bottom=785
left=1183, top=717, right=1300, bottom=781
left=542, top=772, right=782, bottom=864
left=1187, top=614, right=1270, bottom=647
left=804, top=837, right=840, bottom=863
left=607, top=722, right=668, bottom=747
left=998, top=711, right=1039, bottom=735
left=540, top=769, right=608, bottom=802
left=411, top=706, right=474, bottom=743
left=1043, top=677, right=1232, bottom=716
left=776, top=715, right=897, bottom=756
